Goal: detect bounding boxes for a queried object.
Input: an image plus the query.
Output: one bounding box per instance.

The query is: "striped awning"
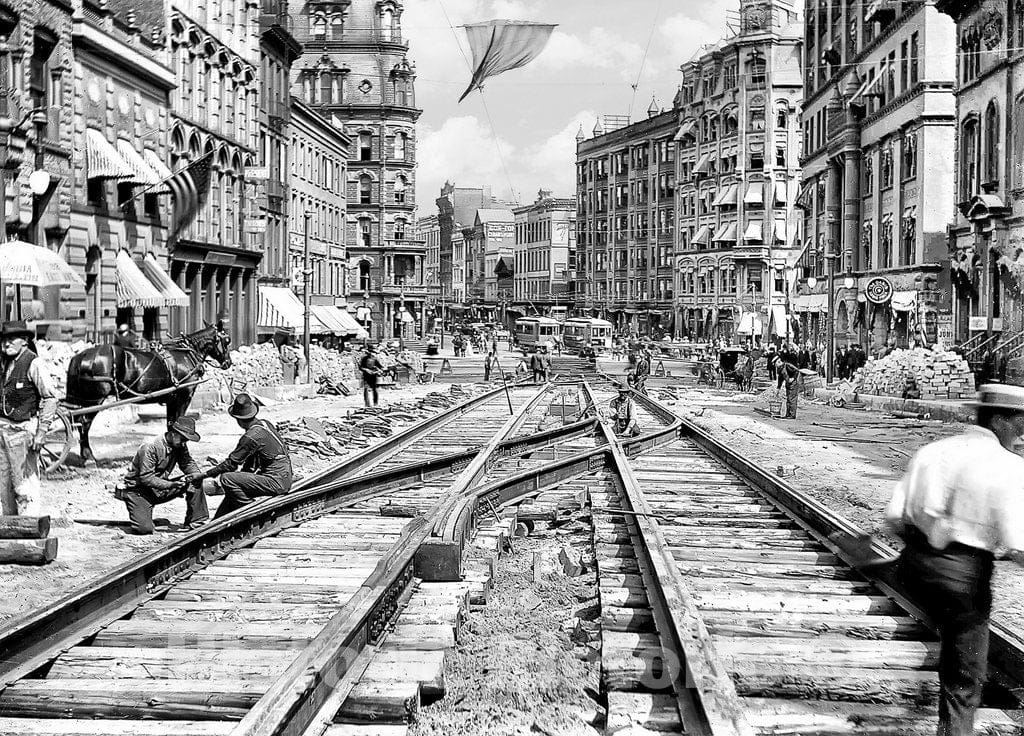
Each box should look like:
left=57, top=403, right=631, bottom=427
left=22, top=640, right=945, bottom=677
left=140, top=254, right=189, bottom=307
left=86, top=128, right=133, bottom=180
left=713, top=223, right=738, bottom=242
left=143, top=149, right=173, bottom=194
left=744, top=182, right=764, bottom=206
left=774, top=220, right=788, bottom=243
left=115, top=250, right=164, bottom=308
left=674, top=119, right=697, bottom=141
left=692, top=224, right=712, bottom=246
left=116, top=140, right=162, bottom=187
left=258, top=286, right=329, bottom=335
left=713, top=183, right=738, bottom=207
left=310, top=305, right=367, bottom=337
left=774, top=181, right=789, bottom=204
left=743, top=220, right=763, bottom=242
left=694, top=153, right=712, bottom=175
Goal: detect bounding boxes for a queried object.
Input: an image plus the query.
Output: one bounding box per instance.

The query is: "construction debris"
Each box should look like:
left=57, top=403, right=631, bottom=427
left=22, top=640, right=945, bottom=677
left=854, top=347, right=975, bottom=401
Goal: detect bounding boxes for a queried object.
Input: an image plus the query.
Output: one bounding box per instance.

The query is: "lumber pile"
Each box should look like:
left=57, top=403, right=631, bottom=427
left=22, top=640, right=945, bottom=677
left=0, top=515, right=57, bottom=565
left=277, top=385, right=480, bottom=460
left=854, top=348, right=975, bottom=401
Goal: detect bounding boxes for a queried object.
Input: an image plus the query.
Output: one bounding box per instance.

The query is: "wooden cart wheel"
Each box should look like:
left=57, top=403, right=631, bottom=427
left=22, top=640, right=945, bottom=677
left=39, top=410, right=74, bottom=474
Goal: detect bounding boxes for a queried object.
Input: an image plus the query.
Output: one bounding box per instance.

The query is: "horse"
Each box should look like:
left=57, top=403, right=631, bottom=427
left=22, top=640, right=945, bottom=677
left=65, top=325, right=232, bottom=464
left=721, top=354, right=754, bottom=392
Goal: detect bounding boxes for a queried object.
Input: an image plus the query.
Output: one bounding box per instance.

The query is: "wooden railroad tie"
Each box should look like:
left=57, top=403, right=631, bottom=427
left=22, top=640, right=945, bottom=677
left=0, top=515, right=58, bottom=565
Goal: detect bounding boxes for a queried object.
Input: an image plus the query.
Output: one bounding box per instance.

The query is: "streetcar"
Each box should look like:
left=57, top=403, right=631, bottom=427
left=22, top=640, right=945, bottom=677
left=513, top=316, right=562, bottom=351
left=561, top=317, right=614, bottom=353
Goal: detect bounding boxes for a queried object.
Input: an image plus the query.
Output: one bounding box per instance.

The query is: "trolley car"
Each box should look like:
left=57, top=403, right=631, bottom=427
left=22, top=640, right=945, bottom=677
left=561, top=317, right=613, bottom=353
left=513, top=316, right=562, bottom=351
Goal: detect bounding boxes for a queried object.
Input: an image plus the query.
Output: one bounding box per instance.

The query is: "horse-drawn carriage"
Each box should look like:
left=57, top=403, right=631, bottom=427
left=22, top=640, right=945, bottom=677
left=693, top=347, right=754, bottom=391
left=37, top=326, right=233, bottom=472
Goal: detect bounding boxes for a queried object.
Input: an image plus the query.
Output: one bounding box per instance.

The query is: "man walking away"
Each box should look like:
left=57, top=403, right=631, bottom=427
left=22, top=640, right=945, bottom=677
left=359, top=343, right=382, bottom=408
left=885, top=383, right=1024, bottom=736
left=484, top=351, right=494, bottom=382
left=529, top=349, right=545, bottom=384
left=121, top=417, right=208, bottom=534
left=771, top=352, right=800, bottom=419
left=199, top=394, right=293, bottom=519
left=0, top=321, right=57, bottom=516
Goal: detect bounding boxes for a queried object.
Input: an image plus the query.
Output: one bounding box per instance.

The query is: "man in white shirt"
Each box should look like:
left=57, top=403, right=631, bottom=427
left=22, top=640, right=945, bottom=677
left=885, top=383, right=1024, bottom=736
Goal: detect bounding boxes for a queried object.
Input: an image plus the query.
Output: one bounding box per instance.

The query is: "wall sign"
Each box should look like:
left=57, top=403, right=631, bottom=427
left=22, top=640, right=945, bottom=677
left=864, top=276, right=893, bottom=304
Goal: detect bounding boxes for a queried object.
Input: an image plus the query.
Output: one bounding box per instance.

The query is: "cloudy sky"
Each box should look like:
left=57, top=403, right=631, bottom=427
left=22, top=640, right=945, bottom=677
left=403, top=0, right=735, bottom=215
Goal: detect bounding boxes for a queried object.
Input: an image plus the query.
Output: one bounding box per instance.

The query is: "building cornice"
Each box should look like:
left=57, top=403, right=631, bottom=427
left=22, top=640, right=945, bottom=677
left=74, top=19, right=177, bottom=91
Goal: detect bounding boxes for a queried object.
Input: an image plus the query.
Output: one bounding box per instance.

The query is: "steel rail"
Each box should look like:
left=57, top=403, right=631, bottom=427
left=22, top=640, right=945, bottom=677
left=0, top=382, right=525, bottom=686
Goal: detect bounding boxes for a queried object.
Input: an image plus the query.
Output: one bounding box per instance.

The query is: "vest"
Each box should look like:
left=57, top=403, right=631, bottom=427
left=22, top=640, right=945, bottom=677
left=0, top=351, right=40, bottom=423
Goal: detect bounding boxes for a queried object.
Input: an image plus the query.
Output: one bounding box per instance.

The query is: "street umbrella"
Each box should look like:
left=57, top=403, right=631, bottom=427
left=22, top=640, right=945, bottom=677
left=0, top=240, right=85, bottom=287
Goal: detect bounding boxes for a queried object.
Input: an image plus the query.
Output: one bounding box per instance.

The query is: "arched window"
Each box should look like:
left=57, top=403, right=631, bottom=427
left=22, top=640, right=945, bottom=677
left=394, top=132, right=407, bottom=160
left=320, top=73, right=332, bottom=104
left=1014, top=95, right=1024, bottom=190
left=359, top=219, right=372, bottom=247
left=961, top=115, right=980, bottom=200
left=395, top=218, right=406, bottom=240
left=394, top=175, right=407, bottom=203
left=776, top=107, right=788, bottom=129
left=984, top=100, right=1000, bottom=187
left=358, top=260, right=371, bottom=291
left=359, top=174, right=372, bottom=204
left=359, top=132, right=372, bottom=161
left=381, top=8, right=394, bottom=40
left=330, top=15, right=343, bottom=40
left=311, top=15, right=326, bottom=37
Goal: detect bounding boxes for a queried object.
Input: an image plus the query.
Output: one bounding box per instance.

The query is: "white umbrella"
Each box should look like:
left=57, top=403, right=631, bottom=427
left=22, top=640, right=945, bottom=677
left=0, top=240, right=85, bottom=287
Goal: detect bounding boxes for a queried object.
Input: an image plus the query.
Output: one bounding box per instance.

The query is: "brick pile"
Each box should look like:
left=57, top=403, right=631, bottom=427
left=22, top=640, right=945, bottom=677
left=854, top=347, right=975, bottom=401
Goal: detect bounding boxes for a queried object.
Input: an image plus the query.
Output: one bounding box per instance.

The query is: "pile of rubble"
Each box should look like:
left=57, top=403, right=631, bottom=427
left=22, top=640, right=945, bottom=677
left=278, top=385, right=478, bottom=460
left=211, top=343, right=284, bottom=389
left=309, top=345, right=357, bottom=385
left=854, top=347, right=975, bottom=401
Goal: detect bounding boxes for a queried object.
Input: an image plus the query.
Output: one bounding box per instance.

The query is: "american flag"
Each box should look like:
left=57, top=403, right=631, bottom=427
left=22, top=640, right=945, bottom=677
left=167, top=153, right=213, bottom=240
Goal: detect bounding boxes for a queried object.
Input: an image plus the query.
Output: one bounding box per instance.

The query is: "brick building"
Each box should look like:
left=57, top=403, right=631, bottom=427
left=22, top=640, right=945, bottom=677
left=513, top=189, right=576, bottom=314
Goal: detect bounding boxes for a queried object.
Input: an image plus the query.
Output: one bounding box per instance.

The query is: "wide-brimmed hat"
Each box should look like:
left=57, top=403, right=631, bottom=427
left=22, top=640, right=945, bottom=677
left=227, top=393, right=260, bottom=420
left=168, top=416, right=201, bottom=442
left=0, top=320, right=33, bottom=340
left=968, top=384, right=1024, bottom=412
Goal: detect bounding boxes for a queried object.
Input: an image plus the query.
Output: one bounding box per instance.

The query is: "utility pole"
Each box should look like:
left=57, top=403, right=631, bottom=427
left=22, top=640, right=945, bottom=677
left=303, top=211, right=311, bottom=384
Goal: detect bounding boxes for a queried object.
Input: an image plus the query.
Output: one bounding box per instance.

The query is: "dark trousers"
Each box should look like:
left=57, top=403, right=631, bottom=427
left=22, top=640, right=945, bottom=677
left=898, top=528, right=993, bottom=736
left=363, top=380, right=379, bottom=407
left=532, top=369, right=543, bottom=384
left=214, top=472, right=287, bottom=519
left=784, top=378, right=798, bottom=418
left=484, top=365, right=491, bottom=381
left=124, top=485, right=209, bottom=534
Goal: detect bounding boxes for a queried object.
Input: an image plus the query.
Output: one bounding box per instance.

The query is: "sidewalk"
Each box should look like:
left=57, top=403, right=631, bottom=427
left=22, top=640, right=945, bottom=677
left=810, top=387, right=974, bottom=423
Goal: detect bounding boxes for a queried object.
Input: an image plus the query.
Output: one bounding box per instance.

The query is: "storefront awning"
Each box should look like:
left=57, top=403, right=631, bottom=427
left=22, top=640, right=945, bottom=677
left=744, top=182, right=764, bottom=206
left=743, top=221, right=763, bottom=242
left=768, top=305, right=789, bottom=336
left=258, top=286, right=329, bottom=334
left=694, top=153, right=712, bottom=175
left=116, top=139, right=162, bottom=187
left=791, top=293, right=828, bottom=313
left=773, top=220, right=787, bottom=244
left=713, top=183, right=738, bottom=207
left=737, top=311, right=763, bottom=336
left=400, top=310, right=415, bottom=323
left=693, top=224, right=712, bottom=246
left=115, top=250, right=165, bottom=308
left=774, top=182, right=789, bottom=205
left=674, top=119, right=697, bottom=141
left=143, top=149, right=173, bottom=194
left=86, top=128, right=133, bottom=180
left=311, top=305, right=368, bottom=337
left=713, top=223, right=737, bottom=242
left=140, top=254, right=189, bottom=307
left=891, top=290, right=917, bottom=312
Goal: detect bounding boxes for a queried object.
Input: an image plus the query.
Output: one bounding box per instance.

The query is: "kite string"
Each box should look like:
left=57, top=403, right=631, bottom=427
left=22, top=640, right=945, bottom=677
left=627, top=0, right=663, bottom=121
left=437, top=0, right=520, bottom=207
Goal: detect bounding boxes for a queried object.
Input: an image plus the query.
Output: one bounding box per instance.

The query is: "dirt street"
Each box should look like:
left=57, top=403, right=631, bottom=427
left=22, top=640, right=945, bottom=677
left=662, top=384, right=1024, bottom=628
left=0, top=381, right=484, bottom=625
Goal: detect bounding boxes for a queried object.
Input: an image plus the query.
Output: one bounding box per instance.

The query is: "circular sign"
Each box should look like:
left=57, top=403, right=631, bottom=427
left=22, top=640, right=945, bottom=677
left=864, top=276, right=893, bottom=304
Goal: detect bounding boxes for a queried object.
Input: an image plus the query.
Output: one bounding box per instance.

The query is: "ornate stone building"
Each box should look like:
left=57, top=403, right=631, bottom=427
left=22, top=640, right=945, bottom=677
left=290, top=0, right=427, bottom=339
left=167, top=0, right=262, bottom=344
left=673, top=0, right=803, bottom=343
left=800, top=0, right=956, bottom=355
left=513, top=190, right=576, bottom=313
left=937, top=0, right=1024, bottom=362
left=0, top=0, right=76, bottom=331
left=69, top=0, right=178, bottom=342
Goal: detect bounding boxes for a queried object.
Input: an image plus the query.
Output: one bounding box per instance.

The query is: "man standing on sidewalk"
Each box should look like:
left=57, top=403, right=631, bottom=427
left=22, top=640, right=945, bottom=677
left=884, top=384, right=1024, bottom=736
left=0, top=321, right=57, bottom=516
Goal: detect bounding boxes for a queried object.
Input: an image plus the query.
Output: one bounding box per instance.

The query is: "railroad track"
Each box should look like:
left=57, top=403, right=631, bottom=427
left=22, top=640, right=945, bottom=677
left=590, top=394, right=1024, bottom=735
left=0, top=381, right=617, bottom=736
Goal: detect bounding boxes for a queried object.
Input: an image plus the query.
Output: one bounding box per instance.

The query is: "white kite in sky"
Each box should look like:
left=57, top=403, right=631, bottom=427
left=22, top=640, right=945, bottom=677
left=459, top=20, right=557, bottom=102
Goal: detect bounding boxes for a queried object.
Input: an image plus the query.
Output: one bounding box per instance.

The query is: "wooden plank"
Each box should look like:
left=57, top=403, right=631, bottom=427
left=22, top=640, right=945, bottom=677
left=605, top=692, right=683, bottom=734
left=47, top=646, right=295, bottom=680
left=671, top=548, right=840, bottom=566
left=0, top=538, right=57, bottom=564
left=703, top=612, right=928, bottom=641
left=0, top=515, right=49, bottom=539
left=693, top=591, right=900, bottom=615
left=744, top=698, right=1020, bottom=736
left=689, top=578, right=873, bottom=596
left=92, top=620, right=322, bottom=649
left=335, top=679, right=420, bottom=723
left=324, top=726, right=408, bottom=736
left=674, top=561, right=857, bottom=580
left=0, top=719, right=234, bottom=735
left=163, top=588, right=355, bottom=605
left=717, top=637, right=939, bottom=670
left=602, top=632, right=672, bottom=692
left=132, top=601, right=337, bottom=624
left=362, top=650, right=446, bottom=699
left=0, top=678, right=265, bottom=720
left=732, top=665, right=939, bottom=703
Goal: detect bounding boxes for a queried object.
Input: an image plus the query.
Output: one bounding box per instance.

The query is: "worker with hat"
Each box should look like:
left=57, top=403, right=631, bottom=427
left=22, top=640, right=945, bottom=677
left=120, top=416, right=208, bottom=534
left=0, top=320, right=57, bottom=516
left=607, top=383, right=639, bottom=437
left=114, top=323, right=137, bottom=349
left=190, top=393, right=292, bottom=518
left=770, top=351, right=801, bottom=419
left=884, top=384, right=1024, bottom=735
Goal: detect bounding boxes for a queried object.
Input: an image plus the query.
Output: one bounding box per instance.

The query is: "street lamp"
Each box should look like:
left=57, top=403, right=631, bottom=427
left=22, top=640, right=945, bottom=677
left=302, top=211, right=311, bottom=384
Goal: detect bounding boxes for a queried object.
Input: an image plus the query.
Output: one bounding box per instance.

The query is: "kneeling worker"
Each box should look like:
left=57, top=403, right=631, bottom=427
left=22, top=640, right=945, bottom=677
left=121, top=417, right=208, bottom=534
left=199, top=393, right=292, bottom=518
left=608, top=383, right=640, bottom=437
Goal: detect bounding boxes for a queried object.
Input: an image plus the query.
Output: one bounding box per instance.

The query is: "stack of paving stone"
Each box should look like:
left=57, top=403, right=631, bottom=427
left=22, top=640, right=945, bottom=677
left=213, top=343, right=284, bottom=388
left=854, top=347, right=975, bottom=401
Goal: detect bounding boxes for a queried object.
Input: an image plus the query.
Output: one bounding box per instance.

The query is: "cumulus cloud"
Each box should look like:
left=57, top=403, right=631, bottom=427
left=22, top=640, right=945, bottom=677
left=534, top=28, right=646, bottom=78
